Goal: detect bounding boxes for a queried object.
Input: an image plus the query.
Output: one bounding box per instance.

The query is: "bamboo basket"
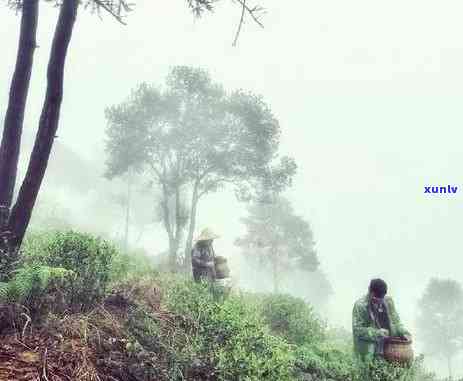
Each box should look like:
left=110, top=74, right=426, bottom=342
left=214, top=256, right=230, bottom=279
left=384, top=337, right=414, bottom=365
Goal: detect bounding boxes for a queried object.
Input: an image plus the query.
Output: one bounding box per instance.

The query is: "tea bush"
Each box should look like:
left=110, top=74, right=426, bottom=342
left=259, top=293, right=326, bottom=346
left=124, top=304, right=195, bottom=380
left=163, top=277, right=296, bottom=380
left=0, top=263, right=73, bottom=308
left=21, top=230, right=117, bottom=311
left=295, top=345, right=439, bottom=381
left=295, top=342, right=357, bottom=380
left=354, top=356, right=436, bottom=381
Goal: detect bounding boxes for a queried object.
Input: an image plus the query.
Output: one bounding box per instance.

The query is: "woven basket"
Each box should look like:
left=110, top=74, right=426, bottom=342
left=384, top=337, right=414, bottom=365
left=214, top=256, right=227, bottom=265
left=214, top=256, right=230, bottom=279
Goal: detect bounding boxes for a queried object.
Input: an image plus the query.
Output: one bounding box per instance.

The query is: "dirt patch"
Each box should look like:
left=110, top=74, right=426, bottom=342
left=0, top=279, right=184, bottom=380
left=0, top=330, right=99, bottom=381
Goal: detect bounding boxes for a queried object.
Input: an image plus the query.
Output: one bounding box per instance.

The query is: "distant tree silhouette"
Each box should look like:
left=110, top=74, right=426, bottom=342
left=417, top=278, right=463, bottom=380
left=236, top=195, right=318, bottom=292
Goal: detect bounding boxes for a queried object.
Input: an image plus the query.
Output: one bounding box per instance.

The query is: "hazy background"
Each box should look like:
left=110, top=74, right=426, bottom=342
left=1, top=0, right=463, bottom=376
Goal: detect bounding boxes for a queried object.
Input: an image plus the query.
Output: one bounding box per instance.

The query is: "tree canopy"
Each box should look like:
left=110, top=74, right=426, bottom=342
left=417, top=278, right=463, bottom=379
left=236, top=196, right=319, bottom=292
left=105, top=66, right=296, bottom=268
left=105, top=66, right=295, bottom=198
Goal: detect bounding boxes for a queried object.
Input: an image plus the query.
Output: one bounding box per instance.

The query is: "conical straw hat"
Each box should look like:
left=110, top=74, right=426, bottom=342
left=195, top=228, right=220, bottom=242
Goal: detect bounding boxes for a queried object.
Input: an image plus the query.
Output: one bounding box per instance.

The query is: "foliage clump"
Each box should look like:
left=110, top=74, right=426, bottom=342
left=259, top=293, right=325, bottom=346
left=21, top=230, right=117, bottom=311
left=0, top=263, right=72, bottom=305
left=295, top=342, right=357, bottom=380
left=162, top=276, right=296, bottom=380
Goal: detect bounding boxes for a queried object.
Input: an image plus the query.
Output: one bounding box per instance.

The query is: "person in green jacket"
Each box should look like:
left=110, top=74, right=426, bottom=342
left=352, top=278, right=411, bottom=361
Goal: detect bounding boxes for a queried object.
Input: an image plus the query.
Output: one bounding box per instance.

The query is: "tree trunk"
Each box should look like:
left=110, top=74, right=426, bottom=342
left=271, top=249, right=279, bottom=293
left=160, top=183, right=176, bottom=270
left=0, top=207, right=8, bottom=231
left=174, top=184, right=180, bottom=239
left=123, top=169, right=132, bottom=252
left=172, top=185, right=182, bottom=261
left=447, top=355, right=453, bottom=381
left=8, top=0, right=79, bottom=248
left=0, top=0, right=39, bottom=215
left=183, top=181, right=199, bottom=274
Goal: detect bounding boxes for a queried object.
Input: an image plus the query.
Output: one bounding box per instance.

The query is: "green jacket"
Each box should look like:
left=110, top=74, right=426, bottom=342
left=352, top=294, right=410, bottom=360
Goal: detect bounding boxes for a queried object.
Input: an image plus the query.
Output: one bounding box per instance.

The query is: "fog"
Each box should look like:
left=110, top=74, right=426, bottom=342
left=2, top=0, right=463, bottom=376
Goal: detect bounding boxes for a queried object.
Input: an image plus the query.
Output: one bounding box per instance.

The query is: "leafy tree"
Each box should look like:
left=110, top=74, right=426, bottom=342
left=235, top=195, right=318, bottom=292
left=0, top=0, right=265, bottom=266
left=105, top=67, right=296, bottom=270
left=417, top=278, right=463, bottom=380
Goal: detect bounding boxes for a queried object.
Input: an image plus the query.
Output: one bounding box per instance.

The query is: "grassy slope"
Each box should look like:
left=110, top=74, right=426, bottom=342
left=0, top=230, right=443, bottom=381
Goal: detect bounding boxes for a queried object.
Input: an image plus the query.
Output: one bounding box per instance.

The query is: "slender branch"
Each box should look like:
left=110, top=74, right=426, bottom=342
left=42, top=347, right=49, bottom=381
left=21, top=312, right=31, bottom=340
left=197, top=176, right=233, bottom=199
left=187, top=0, right=265, bottom=45
left=232, top=0, right=246, bottom=47
left=234, top=0, right=265, bottom=29
left=148, top=161, right=162, bottom=182
left=197, top=164, right=216, bottom=182
left=92, top=0, right=127, bottom=25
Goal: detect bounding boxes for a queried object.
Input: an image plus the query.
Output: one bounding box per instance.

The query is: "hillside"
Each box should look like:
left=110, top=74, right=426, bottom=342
left=0, top=230, right=446, bottom=380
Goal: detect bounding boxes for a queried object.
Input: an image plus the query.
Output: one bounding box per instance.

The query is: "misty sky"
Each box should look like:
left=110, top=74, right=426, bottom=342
left=1, top=0, right=463, bottom=374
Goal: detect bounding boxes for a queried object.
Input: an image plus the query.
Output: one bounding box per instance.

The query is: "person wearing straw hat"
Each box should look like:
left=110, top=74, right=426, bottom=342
left=191, top=228, right=220, bottom=283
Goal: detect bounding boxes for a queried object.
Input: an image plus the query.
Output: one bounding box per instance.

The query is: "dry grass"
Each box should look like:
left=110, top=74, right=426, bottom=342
left=0, top=277, right=202, bottom=381
left=0, top=328, right=100, bottom=381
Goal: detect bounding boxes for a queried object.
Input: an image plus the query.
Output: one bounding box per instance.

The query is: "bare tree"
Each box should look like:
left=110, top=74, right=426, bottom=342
left=0, top=0, right=39, bottom=224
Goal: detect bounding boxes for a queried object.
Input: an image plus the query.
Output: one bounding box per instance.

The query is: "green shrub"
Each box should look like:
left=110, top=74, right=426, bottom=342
left=295, top=342, right=357, bottom=380
left=0, top=264, right=72, bottom=306
left=123, top=304, right=197, bottom=380
left=21, top=230, right=117, bottom=311
left=259, top=293, right=326, bottom=346
left=295, top=344, right=438, bottom=381
left=126, top=305, right=162, bottom=351
left=163, top=278, right=296, bottom=380
left=355, top=356, right=433, bottom=381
